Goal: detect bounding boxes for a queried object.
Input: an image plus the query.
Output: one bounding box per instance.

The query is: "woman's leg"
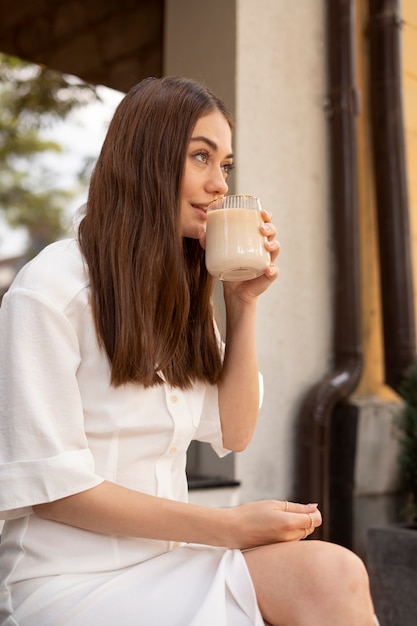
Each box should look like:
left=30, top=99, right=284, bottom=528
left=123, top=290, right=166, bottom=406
left=243, top=539, right=376, bottom=626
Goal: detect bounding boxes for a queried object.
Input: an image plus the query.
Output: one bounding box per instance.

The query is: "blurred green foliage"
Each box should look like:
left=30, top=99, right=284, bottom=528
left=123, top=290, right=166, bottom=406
left=0, top=53, right=100, bottom=256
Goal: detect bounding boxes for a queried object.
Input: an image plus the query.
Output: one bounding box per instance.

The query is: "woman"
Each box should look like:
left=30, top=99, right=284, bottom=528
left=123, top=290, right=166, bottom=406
left=0, top=76, right=377, bottom=625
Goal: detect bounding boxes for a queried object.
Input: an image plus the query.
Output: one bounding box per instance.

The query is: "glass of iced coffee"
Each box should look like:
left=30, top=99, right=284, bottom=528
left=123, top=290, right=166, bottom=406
left=205, top=195, right=270, bottom=281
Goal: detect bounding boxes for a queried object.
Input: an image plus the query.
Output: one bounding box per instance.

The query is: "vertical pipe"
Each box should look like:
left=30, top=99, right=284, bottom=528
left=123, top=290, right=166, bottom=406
left=296, top=0, right=362, bottom=540
left=368, top=0, right=416, bottom=391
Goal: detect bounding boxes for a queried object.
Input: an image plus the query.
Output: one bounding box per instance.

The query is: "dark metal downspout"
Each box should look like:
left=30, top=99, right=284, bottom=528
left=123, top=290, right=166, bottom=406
left=368, top=0, right=416, bottom=391
left=296, top=0, right=362, bottom=541
left=296, top=0, right=416, bottom=542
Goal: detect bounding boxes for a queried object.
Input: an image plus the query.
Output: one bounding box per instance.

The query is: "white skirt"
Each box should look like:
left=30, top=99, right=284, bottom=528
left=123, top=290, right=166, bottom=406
left=7, top=545, right=265, bottom=626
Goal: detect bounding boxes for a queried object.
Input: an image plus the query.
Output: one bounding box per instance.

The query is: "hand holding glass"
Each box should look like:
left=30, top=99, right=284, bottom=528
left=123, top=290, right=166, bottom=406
left=205, top=195, right=271, bottom=281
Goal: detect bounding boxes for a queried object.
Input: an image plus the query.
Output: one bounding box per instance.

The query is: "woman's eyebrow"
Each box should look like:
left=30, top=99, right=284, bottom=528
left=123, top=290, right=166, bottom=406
left=190, top=136, right=234, bottom=159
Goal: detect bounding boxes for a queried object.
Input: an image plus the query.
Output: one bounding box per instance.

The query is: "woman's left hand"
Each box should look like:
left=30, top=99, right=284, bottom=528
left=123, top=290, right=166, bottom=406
left=223, top=209, right=280, bottom=301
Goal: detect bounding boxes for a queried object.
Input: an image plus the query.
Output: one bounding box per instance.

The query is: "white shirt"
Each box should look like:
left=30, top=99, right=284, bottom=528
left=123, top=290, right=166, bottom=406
left=0, top=239, right=230, bottom=580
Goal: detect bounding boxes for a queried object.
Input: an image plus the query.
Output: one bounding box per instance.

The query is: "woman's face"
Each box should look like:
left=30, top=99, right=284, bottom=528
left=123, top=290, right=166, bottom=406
left=179, top=110, right=233, bottom=239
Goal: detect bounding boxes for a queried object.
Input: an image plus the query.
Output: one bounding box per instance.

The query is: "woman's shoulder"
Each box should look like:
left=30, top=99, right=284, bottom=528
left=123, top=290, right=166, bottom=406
left=6, top=239, right=89, bottom=311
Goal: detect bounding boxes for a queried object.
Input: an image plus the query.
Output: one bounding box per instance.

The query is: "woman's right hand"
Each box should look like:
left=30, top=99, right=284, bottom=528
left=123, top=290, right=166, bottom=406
left=224, top=500, right=322, bottom=550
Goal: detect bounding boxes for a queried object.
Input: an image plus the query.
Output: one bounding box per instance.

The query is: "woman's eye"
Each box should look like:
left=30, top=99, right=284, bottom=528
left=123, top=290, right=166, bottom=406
left=222, top=162, right=235, bottom=176
left=194, top=150, right=210, bottom=164
left=192, top=151, right=234, bottom=177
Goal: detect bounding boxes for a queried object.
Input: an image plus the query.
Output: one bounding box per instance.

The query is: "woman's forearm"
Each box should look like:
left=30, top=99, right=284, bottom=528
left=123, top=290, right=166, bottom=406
left=33, top=481, right=231, bottom=545
left=218, top=295, right=260, bottom=451
left=33, top=482, right=322, bottom=550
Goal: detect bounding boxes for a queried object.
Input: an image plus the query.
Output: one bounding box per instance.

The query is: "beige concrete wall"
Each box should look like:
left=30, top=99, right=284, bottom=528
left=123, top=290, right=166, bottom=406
left=233, top=0, right=330, bottom=501
left=353, top=398, right=402, bottom=556
left=165, top=0, right=331, bottom=504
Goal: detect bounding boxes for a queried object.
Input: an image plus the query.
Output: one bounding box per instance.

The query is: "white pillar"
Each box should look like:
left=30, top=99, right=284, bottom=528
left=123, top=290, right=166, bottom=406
left=164, top=0, right=331, bottom=504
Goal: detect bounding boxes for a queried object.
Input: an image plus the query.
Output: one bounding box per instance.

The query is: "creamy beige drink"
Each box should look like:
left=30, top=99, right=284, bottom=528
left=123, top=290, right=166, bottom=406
left=205, top=198, right=270, bottom=281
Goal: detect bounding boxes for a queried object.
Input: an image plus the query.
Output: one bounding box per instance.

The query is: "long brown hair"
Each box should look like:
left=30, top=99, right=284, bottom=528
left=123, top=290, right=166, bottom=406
left=78, top=76, right=233, bottom=388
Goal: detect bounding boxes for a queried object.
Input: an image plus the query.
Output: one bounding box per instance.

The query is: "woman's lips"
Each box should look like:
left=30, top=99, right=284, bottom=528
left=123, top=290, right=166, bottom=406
left=192, top=204, right=208, bottom=218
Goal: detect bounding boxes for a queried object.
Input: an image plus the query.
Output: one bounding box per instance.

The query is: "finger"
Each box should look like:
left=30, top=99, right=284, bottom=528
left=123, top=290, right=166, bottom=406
left=281, top=502, right=319, bottom=526
left=265, top=239, right=280, bottom=263
left=265, top=239, right=280, bottom=252
left=282, top=501, right=318, bottom=514
left=296, top=513, right=315, bottom=541
left=264, top=265, right=279, bottom=281
left=260, top=209, right=272, bottom=222
left=260, top=221, right=276, bottom=240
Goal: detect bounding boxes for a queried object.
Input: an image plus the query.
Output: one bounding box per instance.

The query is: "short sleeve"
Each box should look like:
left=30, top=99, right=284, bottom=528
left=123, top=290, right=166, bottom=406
left=193, top=383, right=232, bottom=458
left=0, top=286, right=103, bottom=520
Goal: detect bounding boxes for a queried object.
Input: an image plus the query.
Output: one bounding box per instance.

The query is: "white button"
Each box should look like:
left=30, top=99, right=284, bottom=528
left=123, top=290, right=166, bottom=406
left=169, top=446, right=177, bottom=454
left=170, top=395, right=178, bottom=404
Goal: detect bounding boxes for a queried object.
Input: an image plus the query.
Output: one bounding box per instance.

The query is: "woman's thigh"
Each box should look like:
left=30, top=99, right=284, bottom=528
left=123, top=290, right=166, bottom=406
left=243, top=539, right=375, bottom=626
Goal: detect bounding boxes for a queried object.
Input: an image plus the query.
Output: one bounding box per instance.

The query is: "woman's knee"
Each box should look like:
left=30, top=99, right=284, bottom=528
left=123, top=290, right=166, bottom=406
left=307, top=540, right=371, bottom=597
left=244, top=541, right=374, bottom=625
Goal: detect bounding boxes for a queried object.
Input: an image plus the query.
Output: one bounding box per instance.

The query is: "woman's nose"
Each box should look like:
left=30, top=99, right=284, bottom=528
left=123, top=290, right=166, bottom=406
left=206, top=167, right=229, bottom=196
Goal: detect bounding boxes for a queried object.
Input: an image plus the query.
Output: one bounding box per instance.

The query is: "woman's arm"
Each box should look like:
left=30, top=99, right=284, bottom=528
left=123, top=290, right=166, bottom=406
left=33, top=482, right=320, bottom=549
left=218, top=296, right=260, bottom=450
left=218, top=211, right=280, bottom=451
left=34, top=481, right=229, bottom=545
